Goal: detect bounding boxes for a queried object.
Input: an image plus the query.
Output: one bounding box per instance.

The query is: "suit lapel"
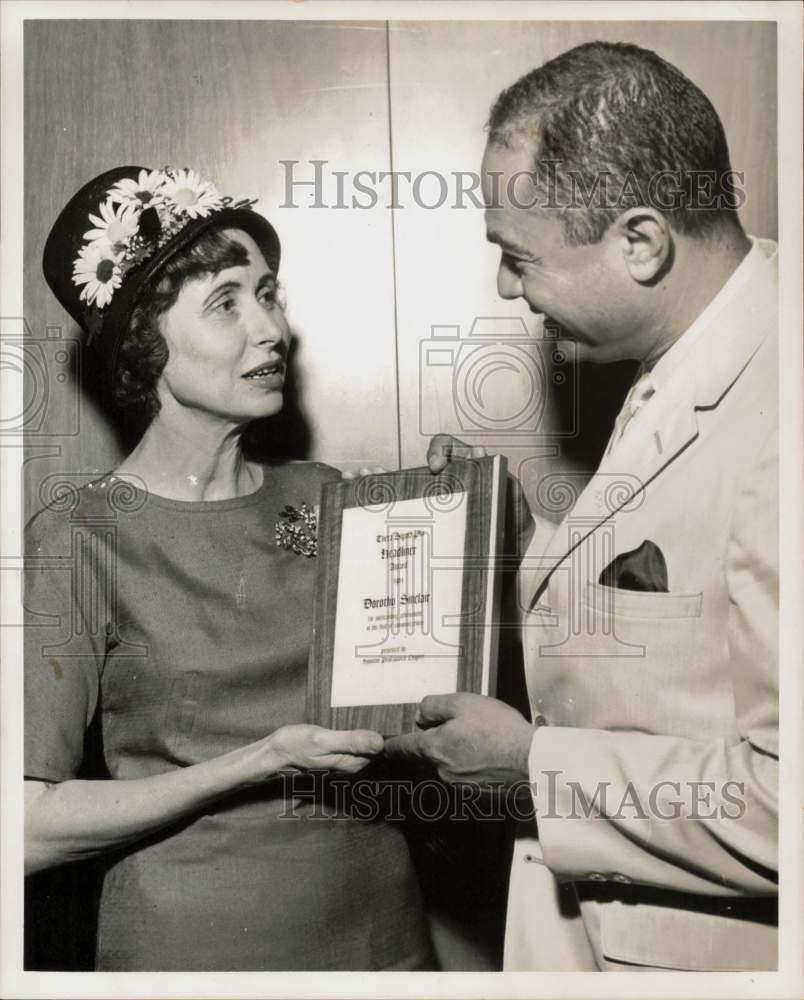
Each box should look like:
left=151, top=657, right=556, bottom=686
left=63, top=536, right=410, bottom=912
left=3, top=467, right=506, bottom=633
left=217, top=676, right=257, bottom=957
left=525, top=241, right=776, bottom=606
left=526, top=400, right=699, bottom=604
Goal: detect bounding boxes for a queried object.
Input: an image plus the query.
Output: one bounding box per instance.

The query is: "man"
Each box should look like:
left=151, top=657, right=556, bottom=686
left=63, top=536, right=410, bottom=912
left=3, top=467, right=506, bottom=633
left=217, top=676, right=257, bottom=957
left=388, top=41, right=778, bottom=971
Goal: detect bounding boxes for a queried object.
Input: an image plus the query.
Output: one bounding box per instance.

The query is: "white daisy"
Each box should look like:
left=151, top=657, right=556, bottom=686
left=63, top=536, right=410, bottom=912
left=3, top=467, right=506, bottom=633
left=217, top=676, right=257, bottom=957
left=161, top=168, right=223, bottom=218
left=83, top=198, right=140, bottom=257
left=108, top=168, right=167, bottom=210
left=72, top=242, right=122, bottom=309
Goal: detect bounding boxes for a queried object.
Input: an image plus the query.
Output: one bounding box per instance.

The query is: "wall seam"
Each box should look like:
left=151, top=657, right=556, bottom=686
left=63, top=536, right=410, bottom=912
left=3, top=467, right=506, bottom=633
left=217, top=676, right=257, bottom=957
left=384, top=20, right=403, bottom=470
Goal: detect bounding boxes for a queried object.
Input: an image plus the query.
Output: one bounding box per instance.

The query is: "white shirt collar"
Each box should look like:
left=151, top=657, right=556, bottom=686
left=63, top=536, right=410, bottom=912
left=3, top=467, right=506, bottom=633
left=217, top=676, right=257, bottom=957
left=604, top=236, right=777, bottom=458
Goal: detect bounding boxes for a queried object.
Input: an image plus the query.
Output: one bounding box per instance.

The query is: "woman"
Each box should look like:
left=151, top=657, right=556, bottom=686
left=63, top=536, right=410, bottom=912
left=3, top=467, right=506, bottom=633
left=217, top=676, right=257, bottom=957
left=24, top=165, right=434, bottom=971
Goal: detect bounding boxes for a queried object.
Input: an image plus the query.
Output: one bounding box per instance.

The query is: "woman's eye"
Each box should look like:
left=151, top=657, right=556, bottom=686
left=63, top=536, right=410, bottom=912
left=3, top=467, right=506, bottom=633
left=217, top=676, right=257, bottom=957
left=259, top=284, right=285, bottom=310
left=214, top=297, right=236, bottom=315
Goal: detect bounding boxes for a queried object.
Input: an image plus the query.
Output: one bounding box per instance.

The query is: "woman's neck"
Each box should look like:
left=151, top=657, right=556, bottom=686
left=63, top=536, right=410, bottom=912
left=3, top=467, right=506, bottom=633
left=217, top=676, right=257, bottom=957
left=115, top=409, right=262, bottom=502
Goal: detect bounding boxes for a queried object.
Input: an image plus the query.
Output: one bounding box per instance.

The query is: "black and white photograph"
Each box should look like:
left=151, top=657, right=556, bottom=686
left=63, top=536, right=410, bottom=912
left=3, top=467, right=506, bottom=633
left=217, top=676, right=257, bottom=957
left=0, top=1, right=801, bottom=997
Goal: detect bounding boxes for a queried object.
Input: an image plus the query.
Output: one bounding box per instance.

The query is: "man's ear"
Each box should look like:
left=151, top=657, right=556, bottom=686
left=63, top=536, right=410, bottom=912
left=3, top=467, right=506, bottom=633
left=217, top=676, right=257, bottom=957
left=614, top=208, right=672, bottom=284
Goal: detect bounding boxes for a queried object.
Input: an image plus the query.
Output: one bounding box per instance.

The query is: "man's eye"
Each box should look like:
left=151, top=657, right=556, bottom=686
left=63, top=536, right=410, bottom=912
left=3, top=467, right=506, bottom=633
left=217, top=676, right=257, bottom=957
left=504, top=253, right=540, bottom=274
left=503, top=254, right=525, bottom=275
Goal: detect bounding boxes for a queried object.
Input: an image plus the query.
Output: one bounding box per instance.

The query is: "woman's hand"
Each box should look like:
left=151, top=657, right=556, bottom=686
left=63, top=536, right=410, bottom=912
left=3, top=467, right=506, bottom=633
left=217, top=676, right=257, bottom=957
left=250, top=724, right=385, bottom=778
left=25, top=724, right=384, bottom=874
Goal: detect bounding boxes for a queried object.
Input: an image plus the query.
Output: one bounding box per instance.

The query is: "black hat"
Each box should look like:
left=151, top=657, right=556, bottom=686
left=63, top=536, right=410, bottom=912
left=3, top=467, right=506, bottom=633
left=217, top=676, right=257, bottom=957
left=43, top=165, right=281, bottom=389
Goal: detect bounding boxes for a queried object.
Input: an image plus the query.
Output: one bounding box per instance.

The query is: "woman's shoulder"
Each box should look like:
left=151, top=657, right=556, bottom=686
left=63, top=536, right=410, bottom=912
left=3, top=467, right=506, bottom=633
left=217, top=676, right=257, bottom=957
left=25, top=473, right=124, bottom=551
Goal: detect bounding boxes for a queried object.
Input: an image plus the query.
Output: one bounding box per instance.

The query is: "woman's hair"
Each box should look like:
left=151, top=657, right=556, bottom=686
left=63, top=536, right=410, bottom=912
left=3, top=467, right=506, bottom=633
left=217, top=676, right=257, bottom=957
left=114, top=226, right=251, bottom=420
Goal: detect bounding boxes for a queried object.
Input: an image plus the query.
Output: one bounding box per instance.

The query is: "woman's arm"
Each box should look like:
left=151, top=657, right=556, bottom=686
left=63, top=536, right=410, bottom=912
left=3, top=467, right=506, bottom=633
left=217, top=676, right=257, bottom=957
left=25, top=724, right=382, bottom=875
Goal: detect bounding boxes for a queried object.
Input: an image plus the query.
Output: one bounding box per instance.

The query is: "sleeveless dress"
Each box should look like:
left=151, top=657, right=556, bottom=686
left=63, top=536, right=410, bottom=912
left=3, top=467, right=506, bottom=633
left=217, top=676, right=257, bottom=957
left=24, top=461, right=433, bottom=970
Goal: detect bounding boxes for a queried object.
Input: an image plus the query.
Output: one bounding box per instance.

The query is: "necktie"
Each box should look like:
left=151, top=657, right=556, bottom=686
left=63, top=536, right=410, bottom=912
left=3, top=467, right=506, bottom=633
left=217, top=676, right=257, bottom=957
left=605, top=369, right=656, bottom=455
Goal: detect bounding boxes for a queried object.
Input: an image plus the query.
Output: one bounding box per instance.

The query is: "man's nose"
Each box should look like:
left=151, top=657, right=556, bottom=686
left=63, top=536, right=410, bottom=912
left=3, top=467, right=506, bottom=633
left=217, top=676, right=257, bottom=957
left=497, top=263, right=523, bottom=300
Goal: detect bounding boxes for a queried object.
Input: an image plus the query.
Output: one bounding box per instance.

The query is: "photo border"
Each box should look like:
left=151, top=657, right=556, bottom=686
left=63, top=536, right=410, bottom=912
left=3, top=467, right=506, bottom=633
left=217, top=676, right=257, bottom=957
left=2, top=2, right=801, bottom=998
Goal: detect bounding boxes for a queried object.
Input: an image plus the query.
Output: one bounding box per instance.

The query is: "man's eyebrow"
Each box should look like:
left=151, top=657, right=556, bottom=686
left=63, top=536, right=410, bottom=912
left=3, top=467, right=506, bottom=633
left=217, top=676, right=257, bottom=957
left=485, top=231, right=534, bottom=258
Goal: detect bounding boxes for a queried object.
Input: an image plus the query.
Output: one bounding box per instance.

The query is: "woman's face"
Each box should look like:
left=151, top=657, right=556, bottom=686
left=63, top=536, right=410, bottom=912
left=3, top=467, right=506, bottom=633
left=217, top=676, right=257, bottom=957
left=155, top=229, right=289, bottom=425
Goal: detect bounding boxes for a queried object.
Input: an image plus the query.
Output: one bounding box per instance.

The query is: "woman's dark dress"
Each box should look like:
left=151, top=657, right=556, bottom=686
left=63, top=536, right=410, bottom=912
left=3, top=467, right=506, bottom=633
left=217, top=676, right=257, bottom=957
left=24, top=461, right=432, bottom=971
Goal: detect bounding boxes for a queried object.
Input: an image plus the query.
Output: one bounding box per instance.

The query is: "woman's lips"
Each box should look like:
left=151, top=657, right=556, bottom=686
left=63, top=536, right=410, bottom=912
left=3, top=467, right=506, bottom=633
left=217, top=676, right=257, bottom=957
left=241, top=360, right=285, bottom=388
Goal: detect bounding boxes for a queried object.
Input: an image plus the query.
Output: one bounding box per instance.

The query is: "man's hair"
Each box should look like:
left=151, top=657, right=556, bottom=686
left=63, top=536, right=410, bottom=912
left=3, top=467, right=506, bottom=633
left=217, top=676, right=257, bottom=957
left=115, top=227, right=250, bottom=421
left=487, top=41, right=743, bottom=245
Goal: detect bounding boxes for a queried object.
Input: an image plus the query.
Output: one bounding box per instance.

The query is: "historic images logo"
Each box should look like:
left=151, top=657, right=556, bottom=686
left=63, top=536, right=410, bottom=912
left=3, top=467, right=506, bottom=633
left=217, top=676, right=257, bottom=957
left=0, top=318, right=80, bottom=438
left=419, top=316, right=578, bottom=442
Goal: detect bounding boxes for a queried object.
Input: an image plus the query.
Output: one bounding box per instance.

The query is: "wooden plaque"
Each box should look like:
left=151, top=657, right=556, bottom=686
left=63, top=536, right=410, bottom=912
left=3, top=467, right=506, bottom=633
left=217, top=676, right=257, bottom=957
left=307, top=456, right=507, bottom=735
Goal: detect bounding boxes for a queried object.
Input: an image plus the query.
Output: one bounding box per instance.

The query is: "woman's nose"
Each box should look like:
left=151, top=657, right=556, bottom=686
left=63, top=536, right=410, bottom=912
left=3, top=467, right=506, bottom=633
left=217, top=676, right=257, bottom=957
left=248, top=302, right=286, bottom=345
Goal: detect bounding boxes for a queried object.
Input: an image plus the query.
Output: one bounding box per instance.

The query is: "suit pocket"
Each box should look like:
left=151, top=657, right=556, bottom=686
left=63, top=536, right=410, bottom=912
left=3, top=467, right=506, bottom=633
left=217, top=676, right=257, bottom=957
left=584, top=581, right=703, bottom=620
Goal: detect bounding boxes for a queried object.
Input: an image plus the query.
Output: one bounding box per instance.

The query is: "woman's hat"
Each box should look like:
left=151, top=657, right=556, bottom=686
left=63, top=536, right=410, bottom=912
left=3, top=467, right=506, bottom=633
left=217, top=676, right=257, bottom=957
left=43, top=165, right=281, bottom=386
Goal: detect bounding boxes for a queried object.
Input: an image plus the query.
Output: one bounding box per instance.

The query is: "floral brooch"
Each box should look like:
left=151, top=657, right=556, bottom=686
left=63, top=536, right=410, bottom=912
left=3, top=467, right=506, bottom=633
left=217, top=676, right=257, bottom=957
left=275, top=503, right=318, bottom=557
left=71, top=167, right=256, bottom=312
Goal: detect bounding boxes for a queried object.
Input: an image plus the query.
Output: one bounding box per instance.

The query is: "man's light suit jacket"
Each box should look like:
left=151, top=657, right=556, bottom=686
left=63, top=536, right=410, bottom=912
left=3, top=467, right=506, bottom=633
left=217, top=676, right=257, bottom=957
left=506, top=240, right=779, bottom=971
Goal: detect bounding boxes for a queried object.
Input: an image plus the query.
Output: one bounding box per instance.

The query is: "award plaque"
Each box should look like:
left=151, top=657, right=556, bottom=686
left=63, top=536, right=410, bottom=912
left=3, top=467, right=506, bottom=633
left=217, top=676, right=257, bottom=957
left=308, top=456, right=507, bottom=734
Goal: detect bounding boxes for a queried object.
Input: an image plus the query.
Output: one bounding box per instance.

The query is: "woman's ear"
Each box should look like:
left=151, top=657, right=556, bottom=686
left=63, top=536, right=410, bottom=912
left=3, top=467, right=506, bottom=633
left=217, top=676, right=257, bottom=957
left=614, top=208, right=672, bottom=284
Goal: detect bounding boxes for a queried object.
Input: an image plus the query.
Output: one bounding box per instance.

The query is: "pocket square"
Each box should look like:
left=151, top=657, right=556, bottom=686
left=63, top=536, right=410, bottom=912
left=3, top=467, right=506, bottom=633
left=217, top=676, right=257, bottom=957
left=599, top=539, right=669, bottom=592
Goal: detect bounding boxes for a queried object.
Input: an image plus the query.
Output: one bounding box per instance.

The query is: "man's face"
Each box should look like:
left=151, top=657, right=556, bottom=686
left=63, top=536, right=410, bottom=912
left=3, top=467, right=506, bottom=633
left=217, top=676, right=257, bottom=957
left=482, top=142, right=647, bottom=364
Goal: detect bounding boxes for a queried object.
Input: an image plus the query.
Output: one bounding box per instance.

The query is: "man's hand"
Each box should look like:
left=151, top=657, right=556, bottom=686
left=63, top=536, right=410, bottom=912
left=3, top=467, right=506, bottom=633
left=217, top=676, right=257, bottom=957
left=384, top=692, right=536, bottom=787
left=427, top=434, right=488, bottom=474
left=341, top=466, right=387, bottom=480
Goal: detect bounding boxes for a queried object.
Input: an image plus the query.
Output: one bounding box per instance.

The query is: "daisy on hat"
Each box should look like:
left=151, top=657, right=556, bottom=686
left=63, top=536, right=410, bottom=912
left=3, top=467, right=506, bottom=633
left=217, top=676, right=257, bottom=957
left=44, top=164, right=281, bottom=391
